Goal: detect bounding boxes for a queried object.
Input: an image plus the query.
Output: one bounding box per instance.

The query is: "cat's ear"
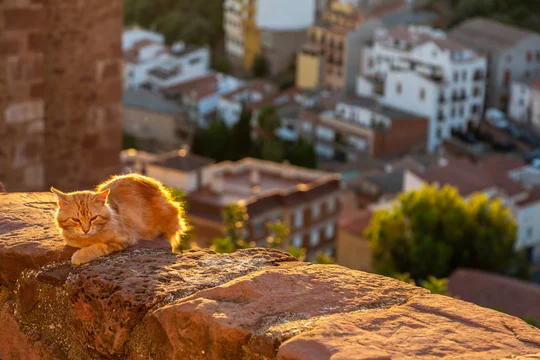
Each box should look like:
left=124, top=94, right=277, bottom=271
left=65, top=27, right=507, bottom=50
left=50, top=187, right=69, bottom=208
left=97, top=189, right=110, bottom=206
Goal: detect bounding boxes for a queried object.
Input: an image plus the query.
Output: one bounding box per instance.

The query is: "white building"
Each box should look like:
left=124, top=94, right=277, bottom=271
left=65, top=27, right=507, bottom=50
left=217, top=80, right=278, bottom=127
left=161, top=72, right=245, bottom=128
left=509, top=79, right=540, bottom=130
left=123, top=27, right=211, bottom=90
left=357, top=25, right=487, bottom=152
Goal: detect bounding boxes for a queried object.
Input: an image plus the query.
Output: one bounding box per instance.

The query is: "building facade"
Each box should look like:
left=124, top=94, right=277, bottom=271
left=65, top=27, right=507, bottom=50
left=123, top=89, right=194, bottom=153
left=186, top=158, right=343, bottom=260
left=358, top=25, right=487, bottom=152
left=224, top=0, right=315, bottom=74
left=450, top=18, right=540, bottom=113
left=123, top=27, right=211, bottom=90
left=0, top=0, right=123, bottom=192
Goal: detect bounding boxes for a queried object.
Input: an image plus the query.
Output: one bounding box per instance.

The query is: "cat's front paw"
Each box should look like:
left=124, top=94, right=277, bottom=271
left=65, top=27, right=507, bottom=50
left=71, top=249, right=91, bottom=265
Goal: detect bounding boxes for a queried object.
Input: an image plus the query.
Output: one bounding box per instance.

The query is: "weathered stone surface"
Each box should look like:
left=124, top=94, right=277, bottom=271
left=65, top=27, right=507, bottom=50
left=277, top=294, right=540, bottom=360
left=15, top=248, right=297, bottom=359
left=0, top=192, right=171, bottom=289
left=148, top=265, right=428, bottom=360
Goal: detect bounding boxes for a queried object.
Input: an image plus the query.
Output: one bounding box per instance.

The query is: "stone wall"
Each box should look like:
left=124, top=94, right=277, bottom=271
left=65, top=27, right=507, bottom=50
left=2, top=192, right=540, bottom=360
left=0, top=0, right=123, bottom=192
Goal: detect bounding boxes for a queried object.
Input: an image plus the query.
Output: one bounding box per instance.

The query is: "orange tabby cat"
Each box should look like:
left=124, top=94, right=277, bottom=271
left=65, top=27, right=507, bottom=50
left=51, top=174, right=186, bottom=265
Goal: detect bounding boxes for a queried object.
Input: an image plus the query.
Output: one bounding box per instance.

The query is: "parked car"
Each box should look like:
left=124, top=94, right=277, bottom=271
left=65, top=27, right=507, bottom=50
left=485, top=108, right=508, bottom=129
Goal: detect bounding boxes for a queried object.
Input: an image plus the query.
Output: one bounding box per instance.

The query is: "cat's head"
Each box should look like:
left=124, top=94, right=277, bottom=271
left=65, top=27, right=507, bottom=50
left=51, top=187, right=112, bottom=237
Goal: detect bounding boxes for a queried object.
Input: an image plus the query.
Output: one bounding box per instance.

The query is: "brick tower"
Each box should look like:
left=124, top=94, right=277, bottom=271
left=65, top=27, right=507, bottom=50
left=0, top=0, right=123, bottom=192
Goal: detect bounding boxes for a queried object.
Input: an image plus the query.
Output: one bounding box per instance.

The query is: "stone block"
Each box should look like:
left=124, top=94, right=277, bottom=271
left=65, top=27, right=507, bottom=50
left=4, top=100, right=44, bottom=124
left=4, top=9, right=45, bottom=30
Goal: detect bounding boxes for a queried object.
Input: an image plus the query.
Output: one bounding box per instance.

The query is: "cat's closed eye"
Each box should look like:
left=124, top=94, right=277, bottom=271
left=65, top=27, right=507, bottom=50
left=71, top=217, right=81, bottom=223
left=90, top=215, right=99, bottom=222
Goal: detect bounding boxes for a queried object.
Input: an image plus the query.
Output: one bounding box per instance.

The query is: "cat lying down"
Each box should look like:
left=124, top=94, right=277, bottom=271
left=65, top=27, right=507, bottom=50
left=51, top=174, right=186, bottom=265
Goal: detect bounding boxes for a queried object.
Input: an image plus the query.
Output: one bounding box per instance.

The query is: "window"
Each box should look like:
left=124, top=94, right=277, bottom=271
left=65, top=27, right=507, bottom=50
left=436, top=127, right=442, bottom=139
left=189, top=57, right=201, bottom=65
left=451, top=106, right=456, bottom=117
left=327, top=198, right=335, bottom=214
left=294, top=209, right=303, bottom=228
left=254, top=221, right=265, bottom=237
left=396, top=82, right=402, bottom=94
left=325, top=223, right=335, bottom=238
left=473, top=87, right=481, bottom=97
left=292, top=235, right=303, bottom=248
left=312, top=203, right=321, bottom=220
left=471, top=104, right=479, bottom=115
left=537, top=51, right=540, bottom=62
left=461, top=70, right=467, bottom=81
left=310, top=229, right=320, bottom=246
left=459, top=105, right=465, bottom=117
left=527, top=227, right=533, bottom=239
left=419, top=88, right=425, bottom=101
left=432, top=50, right=437, bottom=58
left=527, top=51, right=532, bottom=63
left=453, top=71, right=459, bottom=82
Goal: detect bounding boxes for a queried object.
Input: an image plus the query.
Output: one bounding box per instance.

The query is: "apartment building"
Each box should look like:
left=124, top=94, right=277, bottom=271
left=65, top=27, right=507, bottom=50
left=282, top=95, right=427, bottom=162
left=123, top=27, right=210, bottom=90
left=296, top=0, right=438, bottom=92
left=450, top=18, right=540, bottom=113
left=358, top=25, right=487, bottom=152
left=161, top=73, right=245, bottom=128
left=403, top=155, right=540, bottom=264
left=224, top=0, right=315, bottom=74
left=509, top=79, right=540, bottom=132
left=123, top=89, right=194, bottom=153
left=185, top=158, right=343, bottom=260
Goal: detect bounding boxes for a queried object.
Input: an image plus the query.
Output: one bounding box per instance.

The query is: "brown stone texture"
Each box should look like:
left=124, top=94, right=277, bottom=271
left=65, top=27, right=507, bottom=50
left=0, top=0, right=123, bottom=192
left=1, top=193, right=540, bottom=359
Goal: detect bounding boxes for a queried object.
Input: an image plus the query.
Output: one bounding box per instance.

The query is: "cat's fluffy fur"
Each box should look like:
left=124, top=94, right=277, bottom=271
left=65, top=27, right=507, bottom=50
left=51, top=174, right=186, bottom=265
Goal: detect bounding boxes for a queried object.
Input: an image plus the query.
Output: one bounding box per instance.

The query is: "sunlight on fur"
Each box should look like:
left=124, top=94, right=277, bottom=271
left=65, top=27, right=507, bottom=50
left=51, top=174, right=187, bottom=265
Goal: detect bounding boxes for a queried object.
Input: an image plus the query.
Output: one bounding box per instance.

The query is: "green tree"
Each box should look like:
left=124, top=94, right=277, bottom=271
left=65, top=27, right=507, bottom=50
left=252, top=54, right=270, bottom=78
left=211, top=203, right=253, bottom=253
left=288, top=246, right=307, bottom=261
left=285, top=139, right=317, bottom=169
left=231, top=106, right=253, bottom=160
left=421, top=276, right=450, bottom=296
left=366, top=184, right=527, bottom=281
left=191, top=119, right=231, bottom=161
left=256, top=106, right=285, bottom=162
left=314, top=252, right=335, bottom=264
left=391, top=272, right=415, bottom=285
left=266, top=220, right=290, bottom=249
left=451, top=0, right=540, bottom=33
left=123, top=132, right=138, bottom=150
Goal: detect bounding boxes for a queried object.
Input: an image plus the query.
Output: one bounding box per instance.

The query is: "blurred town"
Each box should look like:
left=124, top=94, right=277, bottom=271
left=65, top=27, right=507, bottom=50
left=2, top=0, right=540, bottom=324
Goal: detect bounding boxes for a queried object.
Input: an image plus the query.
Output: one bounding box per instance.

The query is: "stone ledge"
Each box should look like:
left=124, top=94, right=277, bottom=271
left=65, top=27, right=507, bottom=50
left=1, top=193, right=540, bottom=359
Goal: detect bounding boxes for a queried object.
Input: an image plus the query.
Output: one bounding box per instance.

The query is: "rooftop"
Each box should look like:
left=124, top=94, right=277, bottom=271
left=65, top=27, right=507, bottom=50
left=339, top=95, right=424, bottom=120
left=187, top=158, right=341, bottom=211
left=123, top=88, right=184, bottom=115
left=150, top=149, right=215, bottom=172
left=338, top=207, right=373, bottom=236
left=221, top=79, right=278, bottom=103
left=365, top=170, right=405, bottom=194
left=415, top=155, right=525, bottom=196
left=449, top=17, right=538, bottom=53
left=162, top=73, right=219, bottom=100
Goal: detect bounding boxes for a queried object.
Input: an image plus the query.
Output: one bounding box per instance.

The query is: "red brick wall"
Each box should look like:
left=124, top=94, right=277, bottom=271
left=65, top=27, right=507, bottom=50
left=372, top=117, right=428, bottom=159
left=0, top=0, right=123, bottom=192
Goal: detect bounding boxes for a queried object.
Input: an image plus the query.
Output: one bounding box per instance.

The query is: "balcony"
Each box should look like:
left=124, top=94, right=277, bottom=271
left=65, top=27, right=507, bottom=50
left=437, top=112, right=444, bottom=123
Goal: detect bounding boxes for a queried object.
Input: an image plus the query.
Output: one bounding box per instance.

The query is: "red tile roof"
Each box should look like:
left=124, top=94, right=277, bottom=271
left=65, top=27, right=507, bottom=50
left=162, top=74, right=219, bottom=100
left=449, top=268, right=540, bottom=323
left=338, top=207, right=372, bottom=236
left=419, top=155, right=524, bottom=196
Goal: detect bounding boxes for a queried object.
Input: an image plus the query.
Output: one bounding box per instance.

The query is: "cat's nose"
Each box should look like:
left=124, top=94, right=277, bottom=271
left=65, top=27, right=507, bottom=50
left=82, top=229, right=89, bottom=234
